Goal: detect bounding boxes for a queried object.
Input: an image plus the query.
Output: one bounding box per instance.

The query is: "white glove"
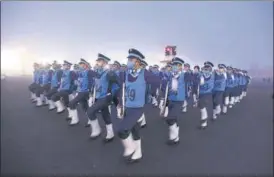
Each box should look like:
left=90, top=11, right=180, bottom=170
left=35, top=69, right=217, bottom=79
left=88, top=96, right=94, bottom=107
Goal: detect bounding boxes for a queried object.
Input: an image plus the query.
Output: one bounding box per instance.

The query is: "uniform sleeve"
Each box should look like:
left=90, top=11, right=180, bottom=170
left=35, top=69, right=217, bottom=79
left=57, top=70, right=63, bottom=82
left=48, top=70, right=53, bottom=81
left=107, top=71, right=121, bottom=98
left=70, top=71, right=76, bottom=80
left=119, top=71, right=125, bottom=83
left=144, top=69, right=159, bottom=85
left=88, top=70, right=95, bottom=91
left=89, top=70, right=97, bottom=78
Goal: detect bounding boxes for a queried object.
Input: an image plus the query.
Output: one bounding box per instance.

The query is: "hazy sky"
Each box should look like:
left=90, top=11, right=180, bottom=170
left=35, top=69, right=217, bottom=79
left=1, top=1, right=273, bottom=68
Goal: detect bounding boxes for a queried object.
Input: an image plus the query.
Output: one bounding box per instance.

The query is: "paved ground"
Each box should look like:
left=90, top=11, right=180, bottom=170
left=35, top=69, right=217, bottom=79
left=1, top=77, right=273, bottom=176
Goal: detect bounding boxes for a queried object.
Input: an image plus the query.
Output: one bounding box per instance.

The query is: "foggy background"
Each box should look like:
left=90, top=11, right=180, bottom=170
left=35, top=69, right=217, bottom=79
left=1, top=1, right=273, bottom=78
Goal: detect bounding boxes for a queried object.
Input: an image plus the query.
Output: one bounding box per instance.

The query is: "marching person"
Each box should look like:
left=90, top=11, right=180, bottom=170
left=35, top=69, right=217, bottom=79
left=51, top=60, right=76, bottom=115
left=198, top=61, right=215, bottom=129
left=212, top=64, right=227, bottom=120
left=238, top=69, right=246, bottom=101
left=86, top=54, right=120, bottom=143
left=232, top=68, right=240, bottom=104
left=159, top=57, right=186, bottom=145
left=150, top=65, right=161, bottom=107
left=242, top=70, right=251, bottom=97
left=28, top=63, right=41, bottom=102
left=182, top=63, right=192, bottom=113
left=110, top=61, right=122, bottom=116
left=46, top=62, right=63, bottom=111
left=67, top=58, right=93, bottom=126
left=139, top=59, right=149, bottom=128
left=35, top=63, right=53, bottom=107
left=192, top=65, right=200, bottom=107
left=223, top=66, right=235, bottom=112
left=117, top=48, right=155, bottom=163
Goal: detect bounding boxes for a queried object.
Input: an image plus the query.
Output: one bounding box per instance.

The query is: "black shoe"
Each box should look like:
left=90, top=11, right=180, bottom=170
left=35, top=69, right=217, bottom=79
left=57, top=110, right=65, bottom=114
left=69, top=122, right=79, bottom=126
left=198, top=125, right=207, bottom=130
left=89, top=134, right=101, bottom=140
left=166, top=139, right=180, bottom=145
left=141, top=124, right=147, bottom=128
left=127, top=157, right=141, bottom=164
left=103, top=137, right=114, bottom=143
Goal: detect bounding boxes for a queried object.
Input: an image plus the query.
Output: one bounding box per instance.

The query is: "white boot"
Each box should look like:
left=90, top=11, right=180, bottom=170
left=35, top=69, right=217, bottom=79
left=224, top=97, right=229, bottom=105
left=229, top=97, right=235, bottom=108
left=222, top=105, right=227, bottom=114
left=182, top=100, right=187, bottom=112
left=33, top=95, right=37, bottom=102
left=140, top=114, right=146, bottom=127
left=48, top=100, right=56, bottom=110
left=200, top=108, right=208, bottom=128
left=67, top=108, right=72, bottom=119
left=36, top=97, right=43, bottom=107
left=235, top=96, right=239, bottom=103
left=90, top=119, right=101, bottom=138
left=108, top=105, right=112, bottom=115
left=216, top=105, right=221, bottom=115
left=55, top=100, right=65, bottom=113
left=193, top=94, right=198, bottom=107
left=164, top=107, right=169, bottom=117
left=88, top=97, right=94, bottom=107
left=152, top=97, right=158, bottom=106
left=31, top=93, right=36, bottom=100
left=213, top=109, right=217, bottom=120
left=121, top=133, right=135, bottom=157
left=104, top=124, right=114, bottom=141
left=44, top=97, right=49, bottom=105
left=70, top=109, right=79, bottom=125
left=130, top=139, right=142, bottom=160
left=87, top=119, right=91, bottom=125
left=68, top=94, right=74, bottom=102
left=85, top=119, right=92, bottom=127
left=40, top=94, right=45, bottom=102
left=117, top=106, right=123, bottom=119
left=168, top=123, right=179, bottom=143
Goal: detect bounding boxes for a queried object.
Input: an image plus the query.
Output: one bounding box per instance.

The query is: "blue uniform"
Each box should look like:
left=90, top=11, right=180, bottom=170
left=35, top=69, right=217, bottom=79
left=199, top=73, right=215, bottom=95
left=168, top=72, right=186, bottom=102
left=95, top=70, right=110, bottom=99
left=150, top=70, right=161, bottom=97
left=111, top=70, right=120, bottom=96
left=51, top=69, right=62, bottom=89
left=192, top=72, right=200, bottom=95
left=59, top=70, right=72, bottom=91
left=35, top=70, right=42, bottom=85
left=234, top=74, right=239, bottom=88
left=184, top=71, right=192, bottom=98
left=77, top=70, right=90, bottom=92
left=226, top=73, right=234, bottom=88
left=242, top=75, right=247, bottom=86
left=41, top=69, right=52, bottom=86
left=213, top=72, right=226, bottom=92
left=33, top=70, right=39, bottom=84
left=198, top=72, right=214, bottom=109
left=239, top=74, right=245, bottom=86
left=125, top=70, right=146, bottom=108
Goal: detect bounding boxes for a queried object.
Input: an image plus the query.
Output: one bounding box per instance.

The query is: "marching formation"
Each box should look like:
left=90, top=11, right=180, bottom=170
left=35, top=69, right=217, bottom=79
left=28, top=47, right=251, bottom=164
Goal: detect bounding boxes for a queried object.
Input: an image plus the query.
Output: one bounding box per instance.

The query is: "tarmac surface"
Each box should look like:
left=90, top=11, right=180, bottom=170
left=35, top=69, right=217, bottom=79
left=1, top=76, right=273, bottom=176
